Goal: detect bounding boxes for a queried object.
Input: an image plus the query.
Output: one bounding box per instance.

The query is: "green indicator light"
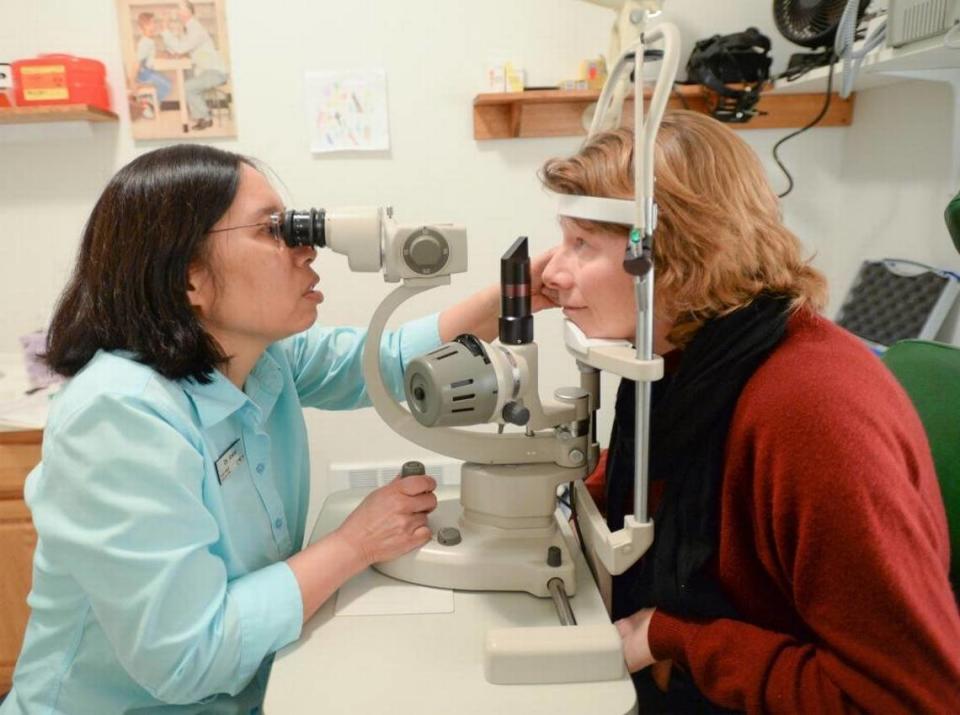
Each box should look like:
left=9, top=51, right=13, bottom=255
left=630, top=227, right=641, bottom=244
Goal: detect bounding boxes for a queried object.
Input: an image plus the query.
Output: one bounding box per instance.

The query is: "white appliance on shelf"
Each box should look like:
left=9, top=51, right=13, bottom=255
left=888, top=0, right=960, bottom=47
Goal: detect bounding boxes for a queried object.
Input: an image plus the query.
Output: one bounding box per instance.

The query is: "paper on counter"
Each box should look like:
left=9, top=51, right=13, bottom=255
left=335, top=568, right=454, bottom=617
left=0, top=387, right=53, bottom=428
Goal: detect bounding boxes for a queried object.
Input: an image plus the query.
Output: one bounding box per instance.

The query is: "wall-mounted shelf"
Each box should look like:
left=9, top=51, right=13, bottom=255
left=774, top=32, right=960, bottom=94
left=473, top=86, right=854, bottom=140
left=0, top=104, right=118, bottom=125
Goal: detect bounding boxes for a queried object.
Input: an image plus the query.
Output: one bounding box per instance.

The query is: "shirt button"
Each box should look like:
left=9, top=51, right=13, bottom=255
left=256, top=463, right=265, bottom=474
left=274, top=517, right=283, bottom=529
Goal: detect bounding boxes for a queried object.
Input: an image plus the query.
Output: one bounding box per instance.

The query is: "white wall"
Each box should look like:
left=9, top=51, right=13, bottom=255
left=1, top=1, right=957, bottom=527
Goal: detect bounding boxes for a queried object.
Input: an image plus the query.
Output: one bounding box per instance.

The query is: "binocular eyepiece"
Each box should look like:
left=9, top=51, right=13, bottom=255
left=277, top=208, right=326, bottom=248
left=261, top=206, right=467, bottom=279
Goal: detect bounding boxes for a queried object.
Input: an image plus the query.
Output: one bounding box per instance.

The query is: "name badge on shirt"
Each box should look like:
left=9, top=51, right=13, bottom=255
left=215, top=439, right=245, bottom=484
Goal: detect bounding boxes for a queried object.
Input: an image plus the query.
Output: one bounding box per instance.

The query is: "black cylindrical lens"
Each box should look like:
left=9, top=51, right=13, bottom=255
left=499, top=236, right=533, bottom=345
left=280, top=208, right=326, bottom=248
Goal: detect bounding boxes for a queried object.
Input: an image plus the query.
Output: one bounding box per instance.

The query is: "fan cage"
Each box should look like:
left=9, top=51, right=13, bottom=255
left=773, top=0, right=866, bottom=48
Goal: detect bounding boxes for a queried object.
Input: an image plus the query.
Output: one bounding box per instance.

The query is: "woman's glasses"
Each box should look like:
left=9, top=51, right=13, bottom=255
left=208, top=213, right=284, bottom=244
left=207, top=209, right=326, bottom=249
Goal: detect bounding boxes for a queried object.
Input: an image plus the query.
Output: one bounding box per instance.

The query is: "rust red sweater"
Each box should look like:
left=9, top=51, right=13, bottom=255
left=603, top=312, right=960, bottom=712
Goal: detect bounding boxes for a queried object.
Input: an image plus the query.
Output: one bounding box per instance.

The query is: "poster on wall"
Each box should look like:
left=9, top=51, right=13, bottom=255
left=115, top=0, right=236, bottom=140
left=304, top=70, right=390, bottom=153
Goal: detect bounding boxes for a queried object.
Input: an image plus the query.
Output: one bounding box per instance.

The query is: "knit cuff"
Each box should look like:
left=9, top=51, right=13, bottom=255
left=648, top=609, right=704, bottom=667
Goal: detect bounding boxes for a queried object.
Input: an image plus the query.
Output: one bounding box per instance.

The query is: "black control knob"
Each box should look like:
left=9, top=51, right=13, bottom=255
left=502, top=401, right=530, bottom=426
left=547, top=546, right=562, bottom=567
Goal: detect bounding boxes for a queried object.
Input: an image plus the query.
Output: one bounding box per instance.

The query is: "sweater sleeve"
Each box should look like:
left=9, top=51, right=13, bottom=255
left=647, top=368, right=960, bottom=714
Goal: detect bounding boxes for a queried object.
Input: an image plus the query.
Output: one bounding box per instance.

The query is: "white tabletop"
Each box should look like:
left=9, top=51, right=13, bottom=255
left=0, top=351, right=50, bottom=430
left=264, top=486, right=637, bottom=714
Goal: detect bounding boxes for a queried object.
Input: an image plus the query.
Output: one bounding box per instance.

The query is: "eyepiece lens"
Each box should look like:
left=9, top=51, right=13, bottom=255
left=279, top=208, right=326, bottom=248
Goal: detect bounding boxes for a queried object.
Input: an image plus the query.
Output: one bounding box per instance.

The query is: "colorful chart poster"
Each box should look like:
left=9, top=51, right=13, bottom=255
left=305, top=69, right=390, bottom=153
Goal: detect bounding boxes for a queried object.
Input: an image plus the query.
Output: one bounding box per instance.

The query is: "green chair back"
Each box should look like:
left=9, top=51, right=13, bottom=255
left=882, top=340, right=960, bottom=594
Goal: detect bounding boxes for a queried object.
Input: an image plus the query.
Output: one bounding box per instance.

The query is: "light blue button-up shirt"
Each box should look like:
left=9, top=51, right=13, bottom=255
left=1, top=315, right=440, bottom=715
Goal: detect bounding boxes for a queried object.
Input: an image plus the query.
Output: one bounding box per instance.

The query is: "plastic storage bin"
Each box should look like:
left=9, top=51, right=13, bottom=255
left=11, top=54, right=110, bottom=111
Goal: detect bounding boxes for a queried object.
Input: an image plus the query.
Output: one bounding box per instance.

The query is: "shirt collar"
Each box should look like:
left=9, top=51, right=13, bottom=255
left=245, top=350, right=283, bottom=421
left=182, top=371, right=248, bottom=429
left=182, top=351, right=284, bottom=428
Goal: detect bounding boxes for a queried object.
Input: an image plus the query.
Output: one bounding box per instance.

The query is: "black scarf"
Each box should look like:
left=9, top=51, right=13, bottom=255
left=604, top=294, right=791, bottom=712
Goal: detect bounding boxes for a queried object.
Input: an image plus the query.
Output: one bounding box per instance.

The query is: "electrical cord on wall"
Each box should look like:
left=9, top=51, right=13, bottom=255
left=773, top=53, right=838, bottom=199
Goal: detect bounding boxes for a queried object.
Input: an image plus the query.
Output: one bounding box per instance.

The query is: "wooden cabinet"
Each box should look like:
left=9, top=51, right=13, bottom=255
left=0, top=429, right=41, bottom=695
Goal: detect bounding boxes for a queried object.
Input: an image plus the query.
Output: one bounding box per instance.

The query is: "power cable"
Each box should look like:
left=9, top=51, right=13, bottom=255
left=773, top=53, right=837, bottom=199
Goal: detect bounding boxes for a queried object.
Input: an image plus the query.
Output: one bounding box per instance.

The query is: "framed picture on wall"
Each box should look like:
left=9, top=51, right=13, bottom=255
left=115, top=0, right=237, bottom=140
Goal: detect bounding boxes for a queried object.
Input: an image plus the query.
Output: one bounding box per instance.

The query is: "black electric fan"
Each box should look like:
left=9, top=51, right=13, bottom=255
left=773, top=0, right=867, bottom=76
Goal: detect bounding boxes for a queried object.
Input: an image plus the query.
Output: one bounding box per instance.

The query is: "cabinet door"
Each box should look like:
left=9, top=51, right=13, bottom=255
left=0, top=432, right=42, bottom=499
left=0, top=498, right=36, bottom=693
left=0, top=431, right=41, bottom=694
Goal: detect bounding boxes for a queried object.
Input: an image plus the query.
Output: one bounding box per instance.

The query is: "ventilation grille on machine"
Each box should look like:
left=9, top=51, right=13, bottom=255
left=889, top=0, right=955, bottom=46
left=328, top=459, right=462, bottom=492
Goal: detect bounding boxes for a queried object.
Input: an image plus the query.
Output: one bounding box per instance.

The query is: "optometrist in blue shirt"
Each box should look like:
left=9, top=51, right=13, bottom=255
left=1, top=145, right=556, bottom=714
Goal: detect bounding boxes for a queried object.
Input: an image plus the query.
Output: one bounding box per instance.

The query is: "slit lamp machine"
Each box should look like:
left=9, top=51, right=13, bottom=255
left=272, top=6, right=680, bottom=687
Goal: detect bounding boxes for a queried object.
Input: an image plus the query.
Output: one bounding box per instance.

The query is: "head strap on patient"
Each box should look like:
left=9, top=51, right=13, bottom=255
left=553, top=193, right=636, bottom=227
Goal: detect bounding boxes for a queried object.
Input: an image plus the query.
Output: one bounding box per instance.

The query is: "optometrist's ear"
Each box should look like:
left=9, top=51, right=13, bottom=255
left=186, top=263, right=215, bottom=315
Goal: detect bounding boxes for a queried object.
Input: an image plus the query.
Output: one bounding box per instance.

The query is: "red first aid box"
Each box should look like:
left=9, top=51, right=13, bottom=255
left=11, top=54, right=110, bottom=111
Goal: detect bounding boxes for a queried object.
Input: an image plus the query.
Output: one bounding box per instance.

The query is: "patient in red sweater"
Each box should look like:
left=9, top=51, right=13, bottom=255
left=539, top=111, right=960, bottom=713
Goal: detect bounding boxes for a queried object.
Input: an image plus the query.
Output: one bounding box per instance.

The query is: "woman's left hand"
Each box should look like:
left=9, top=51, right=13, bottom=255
left=615, top=607, right=657, bottom=672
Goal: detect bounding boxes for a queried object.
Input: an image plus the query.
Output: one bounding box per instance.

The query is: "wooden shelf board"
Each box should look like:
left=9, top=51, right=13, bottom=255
left=0, top=104, right=118, bottom=125
left=473, top=88, right=854, bottom=140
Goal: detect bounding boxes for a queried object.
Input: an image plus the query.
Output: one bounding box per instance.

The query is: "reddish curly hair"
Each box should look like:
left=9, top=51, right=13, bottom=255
left=540, top=110, right=827, bottom=347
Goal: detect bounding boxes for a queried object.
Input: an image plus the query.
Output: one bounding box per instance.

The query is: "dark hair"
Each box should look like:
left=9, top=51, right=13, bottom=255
left=45, top=144, right=255, bottom=384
